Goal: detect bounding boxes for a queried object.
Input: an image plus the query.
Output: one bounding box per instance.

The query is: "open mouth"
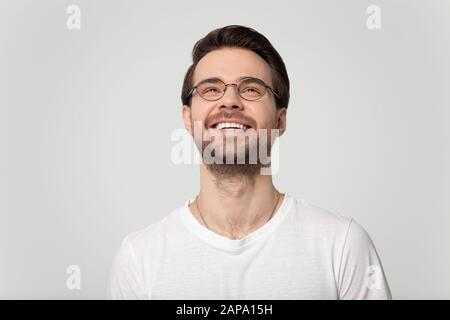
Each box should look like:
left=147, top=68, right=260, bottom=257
left=211, top=122, right=250, bottom=131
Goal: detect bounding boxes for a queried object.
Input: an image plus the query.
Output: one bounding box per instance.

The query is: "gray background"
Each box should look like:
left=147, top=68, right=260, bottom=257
left=1, top=0, right=449, bottom=299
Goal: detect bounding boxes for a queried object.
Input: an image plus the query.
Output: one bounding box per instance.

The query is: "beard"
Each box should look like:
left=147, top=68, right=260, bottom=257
left=193, top=125, right=276, bottom=179
left=204, top=137, right=263, bottom=178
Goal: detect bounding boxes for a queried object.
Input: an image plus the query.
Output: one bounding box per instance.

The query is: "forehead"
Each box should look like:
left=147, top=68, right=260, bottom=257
left=193, top=47, right=273, bottom=85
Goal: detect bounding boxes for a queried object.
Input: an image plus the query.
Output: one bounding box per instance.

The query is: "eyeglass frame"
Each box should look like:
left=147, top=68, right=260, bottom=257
left=187, top=76, right=280, bottom=102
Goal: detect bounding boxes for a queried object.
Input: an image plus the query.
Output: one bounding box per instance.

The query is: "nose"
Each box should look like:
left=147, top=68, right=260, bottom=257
left=219, top=84, right=243, bottom=110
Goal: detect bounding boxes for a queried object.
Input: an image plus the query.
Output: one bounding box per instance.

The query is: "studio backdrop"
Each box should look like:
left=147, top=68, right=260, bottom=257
left=0, top=0, right=449, bottom=299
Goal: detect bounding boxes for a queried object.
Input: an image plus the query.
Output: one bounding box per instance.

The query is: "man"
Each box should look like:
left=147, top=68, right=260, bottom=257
left=106, top=25, right=392, bottom=299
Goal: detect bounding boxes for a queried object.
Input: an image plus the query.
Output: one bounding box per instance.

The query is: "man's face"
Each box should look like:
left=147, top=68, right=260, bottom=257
left=182, top=47, right=286, bottom=176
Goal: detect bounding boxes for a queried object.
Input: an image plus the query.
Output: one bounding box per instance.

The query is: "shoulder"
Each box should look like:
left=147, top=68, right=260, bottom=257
left=286, top=194, right=379, bottom=259
left=287, top=194, right=354, bottom=240
left=119, top=205, right=185, bottom=259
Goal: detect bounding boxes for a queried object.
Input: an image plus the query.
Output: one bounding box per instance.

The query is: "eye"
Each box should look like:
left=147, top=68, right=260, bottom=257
left=199, top=85, right=223, bottom=96
left=241, top=86, right=262, bottom=95
left=204, top=87, right=219, bottom=93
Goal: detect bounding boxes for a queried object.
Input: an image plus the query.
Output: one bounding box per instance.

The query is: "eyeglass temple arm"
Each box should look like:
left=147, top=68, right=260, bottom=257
left=267, top=86, right=280, bottom=99
left=187, top=86, right=198, bottom=98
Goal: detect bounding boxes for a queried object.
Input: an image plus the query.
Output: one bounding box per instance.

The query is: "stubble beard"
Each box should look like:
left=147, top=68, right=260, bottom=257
left=194, top=127, right=274, bottom=181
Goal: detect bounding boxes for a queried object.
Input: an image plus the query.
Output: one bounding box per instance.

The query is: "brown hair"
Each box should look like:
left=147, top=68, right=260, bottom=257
left=181, top=25, right=290, bottom=109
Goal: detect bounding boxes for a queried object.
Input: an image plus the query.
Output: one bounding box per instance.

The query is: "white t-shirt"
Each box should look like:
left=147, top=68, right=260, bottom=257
left=106, top=193, right=392, bottom=300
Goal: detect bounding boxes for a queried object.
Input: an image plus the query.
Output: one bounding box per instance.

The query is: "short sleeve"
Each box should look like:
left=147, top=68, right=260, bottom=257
left=337, top=218, right=392, bottom=300
left=105, top=236, right=148, bottom=300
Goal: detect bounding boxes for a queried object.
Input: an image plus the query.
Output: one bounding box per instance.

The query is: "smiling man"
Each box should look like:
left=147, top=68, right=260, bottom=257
left=106, top=25, right=392, bottom=300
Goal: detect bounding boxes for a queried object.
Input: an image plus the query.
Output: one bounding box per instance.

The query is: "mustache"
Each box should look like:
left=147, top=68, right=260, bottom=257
left=205, top=111, right=256, bottom=128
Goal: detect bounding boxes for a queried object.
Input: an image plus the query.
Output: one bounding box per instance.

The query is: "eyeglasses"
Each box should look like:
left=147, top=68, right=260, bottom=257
left=188, top=77, right=280, bottom=102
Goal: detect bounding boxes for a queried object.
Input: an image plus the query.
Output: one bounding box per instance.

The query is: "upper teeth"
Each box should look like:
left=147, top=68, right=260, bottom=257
left=215, top=122, right=248, bottom=130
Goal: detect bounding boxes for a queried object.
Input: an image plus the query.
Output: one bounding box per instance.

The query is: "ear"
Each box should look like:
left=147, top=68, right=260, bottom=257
left=276, top=107, right=287, bottom=136
left=182, top=105, right=193, bottom=135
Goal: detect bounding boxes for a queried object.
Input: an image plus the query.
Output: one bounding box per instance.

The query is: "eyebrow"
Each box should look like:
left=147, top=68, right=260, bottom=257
left=196, top=76, right=262, bottom=85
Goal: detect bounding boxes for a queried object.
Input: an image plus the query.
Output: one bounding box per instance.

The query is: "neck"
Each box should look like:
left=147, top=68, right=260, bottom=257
left=189, top=162, right=284, bottom=240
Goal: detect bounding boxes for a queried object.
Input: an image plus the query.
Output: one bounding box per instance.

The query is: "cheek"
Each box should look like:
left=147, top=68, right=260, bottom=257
left=251, top=103, right=277, bottom=128
left=255, top=114, right=277, bottom=129
left=190, top=106, right=209, bottom=126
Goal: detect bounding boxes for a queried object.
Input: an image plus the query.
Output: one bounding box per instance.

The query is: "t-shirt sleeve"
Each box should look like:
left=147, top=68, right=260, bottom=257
left=105, top=236, right=148, bottom=300
left=337, top=218, right=392, bottom=300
